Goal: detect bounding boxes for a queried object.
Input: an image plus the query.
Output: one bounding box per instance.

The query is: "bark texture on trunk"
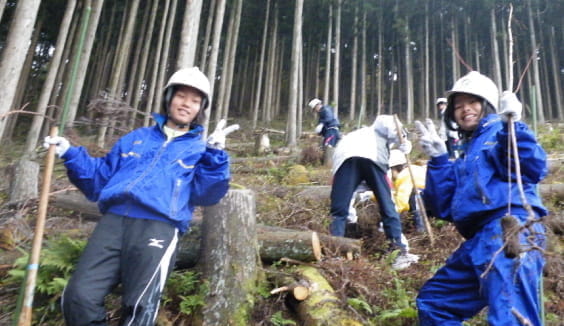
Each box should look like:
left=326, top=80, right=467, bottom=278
left=199, top=189, right=258, bottom=326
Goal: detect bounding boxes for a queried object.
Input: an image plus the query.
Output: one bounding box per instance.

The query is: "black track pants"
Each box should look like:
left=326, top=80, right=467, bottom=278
left=61, top=213, right=179, bottom=326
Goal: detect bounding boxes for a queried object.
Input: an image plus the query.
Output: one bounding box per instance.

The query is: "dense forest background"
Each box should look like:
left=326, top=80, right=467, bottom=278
left=0, top=0, right=563, bottom=148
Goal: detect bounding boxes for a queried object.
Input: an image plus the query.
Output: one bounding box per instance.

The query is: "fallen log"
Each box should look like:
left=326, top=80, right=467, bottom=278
left=177, top=225, right=361, bottom=268
left=280, top=265, right=363, bottom=326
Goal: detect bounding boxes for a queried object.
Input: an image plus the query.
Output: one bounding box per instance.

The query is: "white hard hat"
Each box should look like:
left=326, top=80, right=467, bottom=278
left=308, top=98, right=322, bottom=109
left=436, top=97, right=448, bottom=105
left=163, top=67, right=211, bottom=112
left=389, top=149, right=407, bottom=167
left=445, top=71, right=499, bottom=111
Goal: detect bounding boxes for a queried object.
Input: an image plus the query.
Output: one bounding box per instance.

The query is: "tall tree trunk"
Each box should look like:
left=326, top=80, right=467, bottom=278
left=286, top=0, right=303, bottom=149
left=423, top=2, right=430, bottom=119
left=0, top=0, right=7, bottom=22
left=349, top=5, right=358, bottom=122
left=177, top=0, right=203, bottom=69
left=450, top=17, right=459, bottom=82
left=203, top=0, right=227, bottom=136
left=332, top=0, right=341, bottom=116
left=23, top=0, right=77, bottom=154
left=5, top=16, right=43, bottom=142
left=376, top=5, right=384, bottom=116
left=98, top=0, right=140, bottom=147
left=130, top=0, right=160, bottom=128
left=358, top=10, right=367, bottom=128
left=61, top=0, right=105, bottom=131
left=252, top=0, right=271, bottom=129
left=143, top=0, right=171, bottom=126
left=323, top=4, right=332, bottom=104
left=490, top=8, right=503, bottom=91
left=216, top=0, right=243, bottom=123
left=198, top=0, right=216, bottom=70
left=0, top=0, right=42, bottom=139
left=527, top=0, right=544, bottom=123
left=404, top=18, right=414, bottom=122
left=155, top=0, right=178, bottom=120
left=548, top=26, right=563, bottom=120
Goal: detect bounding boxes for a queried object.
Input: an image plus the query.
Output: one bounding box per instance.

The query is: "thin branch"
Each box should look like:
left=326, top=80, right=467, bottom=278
left=508, top=3, right=514, bottom=91
left=446, top=38, right=473, bottom=72
left=515, top=50, right=536, bottom=93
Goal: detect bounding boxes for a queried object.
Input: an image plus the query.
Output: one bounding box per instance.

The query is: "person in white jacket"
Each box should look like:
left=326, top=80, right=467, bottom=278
left=330, top=115, right=419, bottom=269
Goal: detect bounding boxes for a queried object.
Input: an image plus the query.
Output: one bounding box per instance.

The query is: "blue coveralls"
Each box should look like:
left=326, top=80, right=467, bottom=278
left=417, top=114, right=548, bottom=325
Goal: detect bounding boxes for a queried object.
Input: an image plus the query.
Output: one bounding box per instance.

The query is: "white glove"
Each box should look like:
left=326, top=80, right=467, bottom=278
left=207, top=119, right=240, bottom=150
left=398, top=140, right=412, bottom=154
left=414, top=119, right=447, bottom=158
left=499, top=91, right=522, bottom=122
left=314, top=123, right=323, bottom=134
left=43, top=136, right=70, bottom=158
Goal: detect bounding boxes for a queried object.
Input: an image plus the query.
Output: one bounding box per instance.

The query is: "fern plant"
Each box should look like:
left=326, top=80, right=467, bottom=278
left=5, top=236, right=86, bottom=323
left=162, top=270, right=208, bottom=316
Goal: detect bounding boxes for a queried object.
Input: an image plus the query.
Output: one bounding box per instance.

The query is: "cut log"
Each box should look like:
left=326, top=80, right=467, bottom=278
left=176, top=225, right=361, bottom=268
left=199, top=189, right=258, bottom=326
left=282, top=266, right=363, bottom=326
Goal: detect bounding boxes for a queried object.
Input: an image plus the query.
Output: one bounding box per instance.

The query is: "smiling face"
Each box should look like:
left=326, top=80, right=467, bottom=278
left=166, top=85, right=203, bottom=130
left=453, top=93, right=483, bottom=132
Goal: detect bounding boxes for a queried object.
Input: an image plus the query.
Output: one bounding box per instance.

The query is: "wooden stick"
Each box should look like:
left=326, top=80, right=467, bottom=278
left=17, top=126, right=58, bottom=326
left=393, top=115, right=435, bottom=244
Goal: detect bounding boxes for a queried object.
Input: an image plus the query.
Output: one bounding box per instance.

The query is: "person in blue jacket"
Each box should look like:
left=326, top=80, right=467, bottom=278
left=308, top=98, right=341, bottom=147
left=44, top=67, right=239, bottom=326
left=414, top=71, right=547, bottom=326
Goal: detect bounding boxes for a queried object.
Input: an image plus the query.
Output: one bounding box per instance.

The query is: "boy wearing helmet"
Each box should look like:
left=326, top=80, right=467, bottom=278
left=45, top=67, right=239, bottom=325
left=415, top=71, right=547, bottom=325
left=388, top=149, right=426, bottom=233
left=308, top=98, right=341, bottom=147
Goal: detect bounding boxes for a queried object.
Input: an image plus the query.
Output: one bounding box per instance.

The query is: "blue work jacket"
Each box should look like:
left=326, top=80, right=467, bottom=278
left=423, top=114, right=548, bottom=239
left=61, top=114, right=230, bottom=234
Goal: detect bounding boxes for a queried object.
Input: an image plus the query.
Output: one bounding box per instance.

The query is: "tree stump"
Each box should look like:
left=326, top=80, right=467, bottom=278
left=199, top=189, right=258, bottom=326
left=323, top=146, right=334, bottom=167
left=9, top=158, right=39, bottom=204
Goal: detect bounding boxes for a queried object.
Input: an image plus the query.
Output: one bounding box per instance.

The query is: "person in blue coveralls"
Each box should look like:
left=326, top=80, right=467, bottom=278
left=308, top=98, right=341, bottom=147
left=44, top=67, right=239, bottom=326
left=415, top=71, right=547, bottom=326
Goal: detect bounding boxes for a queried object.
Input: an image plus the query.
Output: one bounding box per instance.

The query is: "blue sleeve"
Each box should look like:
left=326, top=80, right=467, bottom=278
left=318, top=106, right=333, bottom=125
left=62, top=144, right=121, bottom=202
left=491, top=121, right=547, bottom=184
left=190, top=147, right=230, bottom=206
left=422, top=154, right=456, bottom=221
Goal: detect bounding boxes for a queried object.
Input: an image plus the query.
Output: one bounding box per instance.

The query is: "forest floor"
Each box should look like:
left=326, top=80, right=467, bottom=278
left=0, top=120, right=562, bottom=325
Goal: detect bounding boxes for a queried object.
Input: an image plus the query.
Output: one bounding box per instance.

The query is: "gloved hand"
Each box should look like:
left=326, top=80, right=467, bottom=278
left=314, top=123, right=323, bottom=134
left=43, top=136, right=70, bottom=158
left=499, top=91, right=522, bottom=122
left=207, top=119, right=240, bottom=150
left=398, top=140, right=412, bottom=154
left=414, top=119, right=447, bottom=158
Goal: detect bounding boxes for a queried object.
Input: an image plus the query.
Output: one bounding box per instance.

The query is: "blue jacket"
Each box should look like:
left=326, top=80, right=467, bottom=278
left=61, top=114, right=230, bottom=234
left=423, top=114, right=548, bottom=239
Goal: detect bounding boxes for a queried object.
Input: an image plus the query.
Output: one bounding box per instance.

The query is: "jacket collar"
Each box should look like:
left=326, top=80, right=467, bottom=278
left=151, top=113, right=204, bottom=135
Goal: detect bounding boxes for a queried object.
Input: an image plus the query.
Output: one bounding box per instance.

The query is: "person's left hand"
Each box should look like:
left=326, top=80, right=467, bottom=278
left=207, top=119, right=240, bottom=150
left=398, top=140, right=412, bottom=154
left=499, top=91, right=522, bottom=122
left=315, top=123, right=323, bottom=134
